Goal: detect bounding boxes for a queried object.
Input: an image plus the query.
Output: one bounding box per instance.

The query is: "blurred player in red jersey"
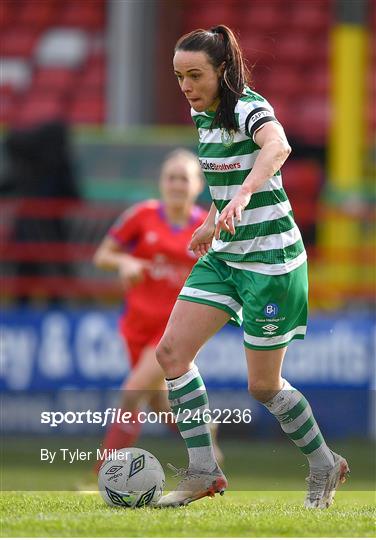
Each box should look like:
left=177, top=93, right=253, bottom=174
left=93, top=149, right=221, bottom=470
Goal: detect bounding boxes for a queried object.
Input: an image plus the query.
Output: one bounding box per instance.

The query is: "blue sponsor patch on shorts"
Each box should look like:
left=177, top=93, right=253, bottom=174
left=264, top=303, right=279, bottom=318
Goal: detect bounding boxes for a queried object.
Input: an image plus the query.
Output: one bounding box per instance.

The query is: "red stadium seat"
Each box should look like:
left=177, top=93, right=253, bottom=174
left=294, top=97, right=330, bottom=144
left=182, top=2, right=240, bottom=32
left=17, top=1, right=58, bottom=30
left=0, top=85, right=17, bottom=123
left=276, top=34, right=317, bottom=65
left=0, top=1, right=15, bottom=30
left=251, top=64, right=269, bottom=89
left=0, top=1, right=106, bottom=129
left=241, top=3, right=283, bottom=33
left=58, top=1, right=105, bottom=30
left=266, top=99, right=302, bottom=137
left=22, top=87, right=68, bottom=103
left=242, top=34, right=277, bottom=66
left=176, top=102, right=192, bottom=125
left=0, top=27, right=40, bottom=57
left=276, top=32, right=329, bottom=67
left=86, top=52, right=106, bottom=69
left=283, top=160, right=322, bottom=197
left=310, top=36, right=330, bottom=65
left=68, top=94, right=104, bottom=124
left=289, top=3, right=332, bottom=34
left=288, top=198, right=319, bottom=228
left=11, top=93, right=66, bottom=127
left=305, top=66, right=330, bottom=98
left=79, top=61, right=105, bottom=91
left=261, top=66, right=304, bottom=100
left=31, top=68, right=77, bottom=94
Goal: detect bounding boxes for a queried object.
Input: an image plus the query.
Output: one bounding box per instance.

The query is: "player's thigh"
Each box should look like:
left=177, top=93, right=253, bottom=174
left=158, top=299, right=231, bottom=366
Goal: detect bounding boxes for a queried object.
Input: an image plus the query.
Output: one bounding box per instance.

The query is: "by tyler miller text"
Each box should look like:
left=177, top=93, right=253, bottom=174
left=40, top=448, right=129, bottom=464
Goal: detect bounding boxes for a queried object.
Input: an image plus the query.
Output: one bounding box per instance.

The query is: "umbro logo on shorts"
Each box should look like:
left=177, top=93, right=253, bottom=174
left=262, top=324, right=279, bottom=335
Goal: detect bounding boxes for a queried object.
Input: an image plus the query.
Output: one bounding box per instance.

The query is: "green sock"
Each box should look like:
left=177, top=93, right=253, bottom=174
left=264, top=380, right=335, bottom=469
left=167, top=365, right=217, bottom=472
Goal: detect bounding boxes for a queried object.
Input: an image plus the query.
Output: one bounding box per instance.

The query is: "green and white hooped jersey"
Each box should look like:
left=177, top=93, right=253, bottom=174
left=191, top=87, right=307, bottom=276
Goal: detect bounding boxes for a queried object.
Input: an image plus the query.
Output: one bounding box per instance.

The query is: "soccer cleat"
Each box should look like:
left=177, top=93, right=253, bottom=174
left=156, top=463, right=228, bottom=507
left=304, top=452, right=350, bottom=509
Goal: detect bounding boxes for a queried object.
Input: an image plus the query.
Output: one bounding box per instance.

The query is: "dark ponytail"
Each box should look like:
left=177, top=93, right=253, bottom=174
left=175, top=25, right=250, bottom=132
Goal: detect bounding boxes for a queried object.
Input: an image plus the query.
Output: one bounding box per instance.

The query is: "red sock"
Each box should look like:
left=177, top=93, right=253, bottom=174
left=166, top=417, right=178, bottom=433
left=94, top=411, right=142, bottom=473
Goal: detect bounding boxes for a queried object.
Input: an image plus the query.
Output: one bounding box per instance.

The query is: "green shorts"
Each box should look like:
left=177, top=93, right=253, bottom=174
left=178, top=253, right=308, bottom=350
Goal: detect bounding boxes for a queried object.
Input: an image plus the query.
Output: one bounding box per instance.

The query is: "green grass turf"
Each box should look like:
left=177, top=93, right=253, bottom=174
left=1, top=437, right=375, bottom=537
left=1, top=490, right=375, bottom=537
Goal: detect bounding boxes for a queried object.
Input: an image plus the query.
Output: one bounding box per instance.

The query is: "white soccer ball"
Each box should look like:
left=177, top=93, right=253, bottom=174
left=98, top=447, right=165, bottom=508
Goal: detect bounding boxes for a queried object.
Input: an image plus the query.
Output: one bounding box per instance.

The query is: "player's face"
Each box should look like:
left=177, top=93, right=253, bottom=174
left=160, top=159, right=202, bottom=208
left=173, top=50, right=223, bottom=112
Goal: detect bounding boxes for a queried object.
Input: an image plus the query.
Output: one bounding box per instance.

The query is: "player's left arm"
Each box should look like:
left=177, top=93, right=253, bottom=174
left=215, top=122, right=291, bottom=239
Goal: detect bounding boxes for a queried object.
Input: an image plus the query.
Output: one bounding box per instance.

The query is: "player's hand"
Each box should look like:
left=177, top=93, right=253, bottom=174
left=214, top=191, right=251, bottom=240
left=118, top=256, right=150, bottom=290
left=189, top=222, right=215, bottom=258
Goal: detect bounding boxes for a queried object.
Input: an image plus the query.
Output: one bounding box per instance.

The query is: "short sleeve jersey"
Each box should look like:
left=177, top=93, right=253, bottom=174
left=109, top=200, right=207, bottom=333
left=191, top=87, right=306, bottom=275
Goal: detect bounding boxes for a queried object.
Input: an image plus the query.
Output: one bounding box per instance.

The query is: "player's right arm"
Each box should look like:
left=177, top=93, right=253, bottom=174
left=94, top=236, right=150, bottom=289
left=189, top=203, right=217, bottom=257
left=94, top=203, right=153, bottom=289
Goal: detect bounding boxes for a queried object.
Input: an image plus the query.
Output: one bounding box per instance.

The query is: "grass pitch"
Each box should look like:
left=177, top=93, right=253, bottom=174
left=1, top=490, right=374, bottom=538
left=1, top=437, right=375, bottom=537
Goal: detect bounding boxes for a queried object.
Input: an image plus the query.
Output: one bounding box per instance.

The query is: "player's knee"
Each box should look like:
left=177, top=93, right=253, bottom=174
left=120, top=388, right=143, bottom=410
left=155, top=338, right=174, bottom=371
left=156, top=337, right=189, bottom=377
left=248, top=380, right=275, bottom=403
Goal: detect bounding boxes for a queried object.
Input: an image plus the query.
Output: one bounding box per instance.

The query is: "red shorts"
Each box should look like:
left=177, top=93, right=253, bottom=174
left=119, top=318, right=167, bottom=368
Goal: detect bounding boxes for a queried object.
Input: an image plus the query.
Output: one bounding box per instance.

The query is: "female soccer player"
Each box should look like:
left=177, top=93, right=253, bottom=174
left=156, top=26, right=349, bottom=509
left=93, top=149, right=224, bottom=469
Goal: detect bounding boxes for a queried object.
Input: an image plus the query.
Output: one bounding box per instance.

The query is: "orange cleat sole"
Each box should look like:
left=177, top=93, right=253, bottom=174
left=187, top=476, right=228, bottom=504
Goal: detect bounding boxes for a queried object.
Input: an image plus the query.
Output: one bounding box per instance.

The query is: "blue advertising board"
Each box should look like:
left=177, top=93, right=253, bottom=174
left=1, top=308, right=374, bottom=437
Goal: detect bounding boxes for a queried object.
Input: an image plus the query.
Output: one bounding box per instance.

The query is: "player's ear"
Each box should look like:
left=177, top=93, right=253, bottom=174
left=217, top=62, right=226, bottom=78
